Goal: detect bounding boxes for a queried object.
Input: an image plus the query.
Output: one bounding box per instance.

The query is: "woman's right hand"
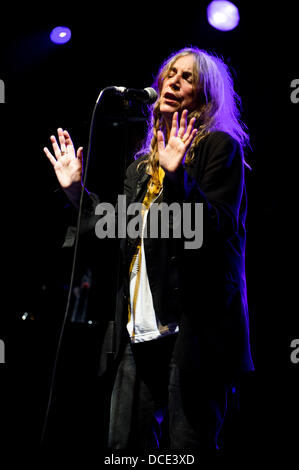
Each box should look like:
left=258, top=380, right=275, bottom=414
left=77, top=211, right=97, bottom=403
left=44, top=128, right=83, bottom=208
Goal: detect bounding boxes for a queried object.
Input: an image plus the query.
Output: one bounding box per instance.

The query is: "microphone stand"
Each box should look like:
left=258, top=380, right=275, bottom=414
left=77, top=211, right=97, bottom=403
left=40, top=87, right=134, bottom=446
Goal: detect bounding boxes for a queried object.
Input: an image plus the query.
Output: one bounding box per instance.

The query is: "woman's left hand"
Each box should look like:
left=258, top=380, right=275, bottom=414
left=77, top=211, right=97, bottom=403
left=157, top=109, right=197, bottom=174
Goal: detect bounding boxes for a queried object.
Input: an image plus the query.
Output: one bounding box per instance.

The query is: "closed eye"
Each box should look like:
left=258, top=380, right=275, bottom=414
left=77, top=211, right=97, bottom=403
left=167, top=67, right=193, bottom=83
left=167, top=67, right=177, bottom=77
left=182, top=71, right=193, bottom=83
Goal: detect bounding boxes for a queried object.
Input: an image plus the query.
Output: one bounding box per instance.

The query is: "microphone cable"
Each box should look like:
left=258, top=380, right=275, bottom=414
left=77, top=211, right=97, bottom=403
left=40, top=87, right=114, bottom=445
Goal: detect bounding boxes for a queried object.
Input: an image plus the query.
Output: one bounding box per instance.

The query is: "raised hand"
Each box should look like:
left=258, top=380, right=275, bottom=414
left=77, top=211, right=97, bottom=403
left=44, top=128, right=83, bottom=207
left=157, top=110, right=197, bottom=174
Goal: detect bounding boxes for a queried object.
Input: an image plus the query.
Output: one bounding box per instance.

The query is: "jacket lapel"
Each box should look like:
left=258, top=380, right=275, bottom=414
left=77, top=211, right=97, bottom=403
left=125, top=169, right=150, bottom=266
left=135, top=171, right=150, bottom=202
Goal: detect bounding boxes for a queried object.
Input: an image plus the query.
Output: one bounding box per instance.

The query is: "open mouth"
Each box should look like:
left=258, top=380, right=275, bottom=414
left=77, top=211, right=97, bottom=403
left=163, top=92, right=180, bottom=103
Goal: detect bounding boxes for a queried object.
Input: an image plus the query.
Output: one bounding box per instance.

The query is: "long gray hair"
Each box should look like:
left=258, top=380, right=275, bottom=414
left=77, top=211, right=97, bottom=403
left=137, top=47, right=250, bottom=178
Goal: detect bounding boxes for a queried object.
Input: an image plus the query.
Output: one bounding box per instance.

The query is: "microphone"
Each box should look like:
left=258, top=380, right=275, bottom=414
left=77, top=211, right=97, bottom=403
left=112, top=86, right=158, bottom=104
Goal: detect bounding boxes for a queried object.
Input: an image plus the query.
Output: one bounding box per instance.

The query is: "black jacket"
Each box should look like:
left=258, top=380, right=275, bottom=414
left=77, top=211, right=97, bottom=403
left=65, top=130, right=254, bottom=380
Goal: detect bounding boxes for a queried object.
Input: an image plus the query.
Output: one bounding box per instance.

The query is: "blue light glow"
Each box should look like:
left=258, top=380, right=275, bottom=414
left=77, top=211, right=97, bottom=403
left=50, top=26, right=72, bottom=44
left=207, top=1, right=239, bottom=31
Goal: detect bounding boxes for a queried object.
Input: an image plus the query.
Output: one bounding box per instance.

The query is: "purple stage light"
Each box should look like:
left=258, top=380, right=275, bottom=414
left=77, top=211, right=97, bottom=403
left=50, top=26, right=71, bottom=44
left=207, top=1, right=239, bottom=31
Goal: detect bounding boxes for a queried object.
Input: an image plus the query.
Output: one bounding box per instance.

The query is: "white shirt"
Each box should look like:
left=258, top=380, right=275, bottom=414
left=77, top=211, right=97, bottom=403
left=127, top=203, right=179, bottom=343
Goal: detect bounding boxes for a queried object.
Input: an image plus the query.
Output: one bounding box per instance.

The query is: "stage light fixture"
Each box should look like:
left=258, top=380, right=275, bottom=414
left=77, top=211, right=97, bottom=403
left=207, top=1, right=239, bottom=31
left=50, top=26, right=72, bottom=44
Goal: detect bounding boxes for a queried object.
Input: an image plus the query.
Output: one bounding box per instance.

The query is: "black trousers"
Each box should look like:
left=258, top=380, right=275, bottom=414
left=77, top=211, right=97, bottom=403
left=108, top=334, right=229, bottom=451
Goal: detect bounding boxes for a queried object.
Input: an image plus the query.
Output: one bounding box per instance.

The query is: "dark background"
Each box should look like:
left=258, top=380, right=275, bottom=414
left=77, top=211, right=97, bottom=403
left=0, top=0, right=298, bottom=463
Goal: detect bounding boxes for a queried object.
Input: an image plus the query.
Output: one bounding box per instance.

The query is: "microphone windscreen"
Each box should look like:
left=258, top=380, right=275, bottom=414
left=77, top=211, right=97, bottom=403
left=144, top=87, right=158, bottom=104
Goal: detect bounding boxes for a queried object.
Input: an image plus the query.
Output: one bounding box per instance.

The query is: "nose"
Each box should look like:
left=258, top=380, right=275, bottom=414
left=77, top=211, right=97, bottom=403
left=168, top=73, right=180, bottom=90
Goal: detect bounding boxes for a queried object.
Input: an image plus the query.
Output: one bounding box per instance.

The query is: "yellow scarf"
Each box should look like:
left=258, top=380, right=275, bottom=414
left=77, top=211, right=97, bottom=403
left=128, top=166, right=165, bottom=336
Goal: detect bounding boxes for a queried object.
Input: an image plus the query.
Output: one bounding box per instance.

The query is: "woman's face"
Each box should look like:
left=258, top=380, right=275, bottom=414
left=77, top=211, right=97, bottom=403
left=160, top=54, right=196, bottom=125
